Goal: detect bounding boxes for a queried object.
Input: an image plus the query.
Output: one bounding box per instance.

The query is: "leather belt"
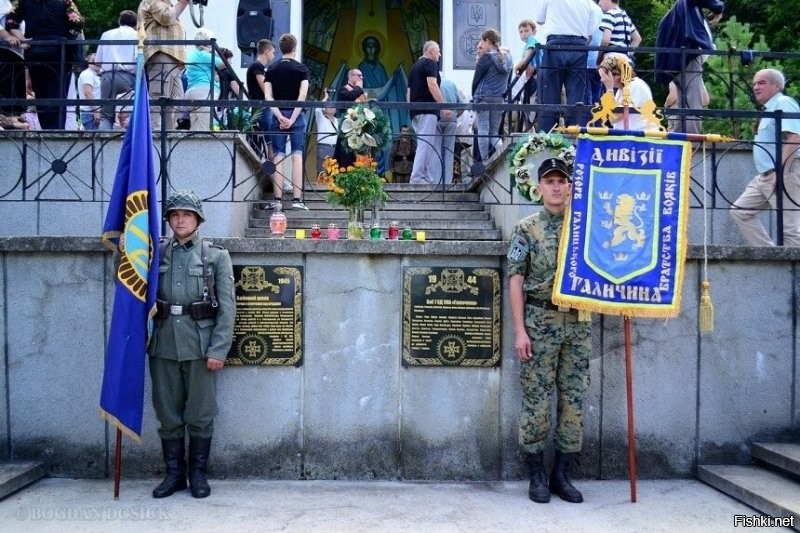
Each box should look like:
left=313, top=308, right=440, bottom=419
left=547, top=35, right=588, bottom=43
left=169, top=304, right=190, bottom=316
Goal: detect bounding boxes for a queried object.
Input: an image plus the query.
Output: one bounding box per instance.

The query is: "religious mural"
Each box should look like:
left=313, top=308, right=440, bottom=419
left=302, top=0, right=440, bottom=136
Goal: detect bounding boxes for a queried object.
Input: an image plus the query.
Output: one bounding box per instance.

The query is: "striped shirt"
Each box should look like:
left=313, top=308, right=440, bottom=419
left=138, top=0, right=186, bottom=64
left=600, top=7, right=636, bottom=49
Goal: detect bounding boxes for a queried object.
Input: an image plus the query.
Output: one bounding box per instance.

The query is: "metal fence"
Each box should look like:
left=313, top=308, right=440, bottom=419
left=2, top=38, right=800, bottom=243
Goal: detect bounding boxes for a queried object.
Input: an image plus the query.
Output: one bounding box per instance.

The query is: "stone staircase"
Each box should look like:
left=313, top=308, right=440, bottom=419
left=698, top=443, right=800, bottom=530
left=245, top=183, right=503, bottom=241
left=0, top=461, right=47, bottom=500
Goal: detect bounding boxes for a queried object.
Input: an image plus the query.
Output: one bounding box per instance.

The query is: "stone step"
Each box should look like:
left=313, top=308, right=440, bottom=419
left=697, top=465, right=800, bottom=530
left=250, top=217, right=495, bottom=231
left=252, top=203, right=490, bottom=220
left=244, top=227, right=503, bottom=240
left=251, top=209, right=490, bottom=222
left=268, top=200, right=489, bottom=212
left=752, top=443, right=800, bottom=478
left=301, top=182, right=474, bottom=193
left=292, top=189, right=482, bottom=203
left=0, top=461, right=47, bottom=501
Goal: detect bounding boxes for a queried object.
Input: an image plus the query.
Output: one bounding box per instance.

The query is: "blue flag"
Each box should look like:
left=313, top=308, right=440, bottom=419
left=99, top=53, right=160, bottom=441
left=553, top=134, right=691, bottom=318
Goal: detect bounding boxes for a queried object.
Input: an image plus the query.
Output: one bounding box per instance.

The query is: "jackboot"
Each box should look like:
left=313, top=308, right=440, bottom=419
left=152, top=438, right=187, bottom=498
left=550, top=450, right=583, bottom=503
left=188, top=436, right=212, bottom=498
left=526, top=451, right=550, bottom=503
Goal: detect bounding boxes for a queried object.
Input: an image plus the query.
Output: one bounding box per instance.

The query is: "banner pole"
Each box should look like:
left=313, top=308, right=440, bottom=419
left=624, top=316, right=637, bottom=502
left=113, top=428, right=122, bottom=500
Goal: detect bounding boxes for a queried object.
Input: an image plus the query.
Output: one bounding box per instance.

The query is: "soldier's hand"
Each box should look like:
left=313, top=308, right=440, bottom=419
left=514, top=331, right=532, bottom=362
left=206, top=358, right=224, bottom=371
left=118, top=234, right=125, bottom=253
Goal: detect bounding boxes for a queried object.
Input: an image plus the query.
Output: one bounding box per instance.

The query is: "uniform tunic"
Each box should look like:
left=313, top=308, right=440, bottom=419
left=507, top=209, right=591, bottom=454
left=149, top=234, right=235, bottom=439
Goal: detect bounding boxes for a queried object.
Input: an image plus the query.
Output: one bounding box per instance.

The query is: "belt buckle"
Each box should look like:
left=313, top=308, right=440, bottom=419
left=170, top=305, right=183, bottom=315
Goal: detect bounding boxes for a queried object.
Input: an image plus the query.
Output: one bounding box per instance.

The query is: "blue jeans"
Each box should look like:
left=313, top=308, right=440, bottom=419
left=270, top=110, right=306, bottom=155
left=475, top=97, right=503, bottom=163
left=81, top=111, right=98, bottom=130
left=537, top=36, right=589, bottom=133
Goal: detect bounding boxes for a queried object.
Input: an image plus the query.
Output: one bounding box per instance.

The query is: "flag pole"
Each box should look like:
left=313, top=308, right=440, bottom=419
left=619, top=63, right=638, bottom=503
left=114, top=429, right=122, bottom=499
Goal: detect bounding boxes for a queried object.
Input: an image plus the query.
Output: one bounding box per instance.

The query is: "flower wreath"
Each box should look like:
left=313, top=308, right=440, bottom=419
left=508, top=133, right=575, bottom=203
left=339, top=103, right=392, bottom=155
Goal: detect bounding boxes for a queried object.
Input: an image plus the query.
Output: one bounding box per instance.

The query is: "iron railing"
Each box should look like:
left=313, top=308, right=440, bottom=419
left=2, top=39, right=800, bottom=244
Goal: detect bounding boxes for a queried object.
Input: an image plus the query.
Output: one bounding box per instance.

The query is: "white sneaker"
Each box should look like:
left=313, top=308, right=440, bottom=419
left=291, top=200, right=309, bottom=210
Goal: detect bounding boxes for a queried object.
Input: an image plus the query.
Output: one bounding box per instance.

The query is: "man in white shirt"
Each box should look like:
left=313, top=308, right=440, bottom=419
left=314, top=90, right=337, bottom=175
left=730, top=69, right=800, bottom=246
left=78, top=54, right=103, bottom=130
left=95, top=10, right=138, bottom=130
left=535, top=0, right=597, bottom=132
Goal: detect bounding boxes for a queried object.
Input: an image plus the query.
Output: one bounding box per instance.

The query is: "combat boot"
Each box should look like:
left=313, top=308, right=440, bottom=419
left=550, top=450, right=583, bottom=503
left=188, top=436, right=212, bottom=498
left=152, top=438, right=187, bottom=498
left=526, top=452, right=550, bottom=503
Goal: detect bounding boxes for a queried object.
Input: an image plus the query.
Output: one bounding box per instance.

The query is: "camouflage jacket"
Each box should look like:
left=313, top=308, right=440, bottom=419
left=506, top=209, right=563, bottom=303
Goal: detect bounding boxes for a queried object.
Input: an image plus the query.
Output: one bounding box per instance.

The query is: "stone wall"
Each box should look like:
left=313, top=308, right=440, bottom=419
left=0, top=238, right=797, bottom=480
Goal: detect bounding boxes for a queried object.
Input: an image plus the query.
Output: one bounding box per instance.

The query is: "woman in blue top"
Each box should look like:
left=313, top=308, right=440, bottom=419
left=185, top=27, right=224, bottom=130
left=471, top=29, right=512, bottom=163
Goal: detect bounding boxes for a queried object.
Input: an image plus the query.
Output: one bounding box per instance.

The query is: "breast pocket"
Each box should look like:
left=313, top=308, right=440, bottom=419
left=188, top=266, right=205, bottom=300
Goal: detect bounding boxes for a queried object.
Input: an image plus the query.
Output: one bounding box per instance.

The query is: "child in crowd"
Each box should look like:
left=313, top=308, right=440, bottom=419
left=514, top=20, right=541, bottom=107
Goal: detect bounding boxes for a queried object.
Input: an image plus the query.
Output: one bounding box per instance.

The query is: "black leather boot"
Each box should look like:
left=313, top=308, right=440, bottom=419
left=550, top=450, right=583, bottom=503
left=526, top=452, right=550, bottom=503
left=152, top=438, right=187, bottom=498
left=188, top=436, right=212, bottom=498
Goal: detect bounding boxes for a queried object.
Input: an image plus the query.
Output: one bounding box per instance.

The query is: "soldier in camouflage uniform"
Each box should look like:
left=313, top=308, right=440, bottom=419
left=149, top=190, right=235, bottom=499
left=506, top=158, right=591, bottom=504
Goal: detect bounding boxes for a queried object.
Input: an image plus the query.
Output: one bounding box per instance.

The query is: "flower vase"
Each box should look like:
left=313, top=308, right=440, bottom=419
left=347, top=207, right=365, bottom=239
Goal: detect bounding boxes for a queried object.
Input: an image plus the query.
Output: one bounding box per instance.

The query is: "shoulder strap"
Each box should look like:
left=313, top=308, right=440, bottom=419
left=201, top=239, right=219, bottom=308
left=159, top=237, right=170, bottom=261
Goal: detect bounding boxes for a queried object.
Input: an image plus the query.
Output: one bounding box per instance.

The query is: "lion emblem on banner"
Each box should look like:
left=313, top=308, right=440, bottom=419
left=602, top=193, right=649, bottom=250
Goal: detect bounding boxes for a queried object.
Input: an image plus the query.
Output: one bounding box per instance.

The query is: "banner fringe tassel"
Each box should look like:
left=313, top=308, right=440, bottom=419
left=699, top=280, right=714, bottom=333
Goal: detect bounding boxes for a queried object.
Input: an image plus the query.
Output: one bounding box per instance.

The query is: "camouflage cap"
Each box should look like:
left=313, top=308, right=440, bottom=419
left=537, top=158, right=571, bottom=182
left=164, top=190, right=205, bottom=222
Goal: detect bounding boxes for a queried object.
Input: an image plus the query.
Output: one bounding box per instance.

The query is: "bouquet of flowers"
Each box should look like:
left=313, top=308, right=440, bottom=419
left=318, top=154, right=388, bottom=210
left=509, top=133, right=575, bottom=203
left=339, top=103, right=391, bottom=155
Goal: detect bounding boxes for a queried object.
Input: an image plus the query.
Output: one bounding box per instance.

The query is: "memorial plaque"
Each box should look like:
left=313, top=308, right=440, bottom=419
left=402, top=267, right=501, bottom=367
left=227, top=265, right=303, bottom=366
left=452, top=1, right=500, bottom=70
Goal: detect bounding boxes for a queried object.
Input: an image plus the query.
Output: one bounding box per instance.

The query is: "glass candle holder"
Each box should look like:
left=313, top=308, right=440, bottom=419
left=326, top=223, right=340, bottom=240
left=388, top=222, right=399, bottom=240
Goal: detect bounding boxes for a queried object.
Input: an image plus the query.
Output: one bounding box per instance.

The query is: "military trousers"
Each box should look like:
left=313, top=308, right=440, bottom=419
left=149, top=357, right=218, bottom=440
left=519, top=306, right=591, bottom=454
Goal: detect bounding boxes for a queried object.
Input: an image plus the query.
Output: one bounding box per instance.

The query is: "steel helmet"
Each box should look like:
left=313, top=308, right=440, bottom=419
left=164, top=190, right=205, bottom=222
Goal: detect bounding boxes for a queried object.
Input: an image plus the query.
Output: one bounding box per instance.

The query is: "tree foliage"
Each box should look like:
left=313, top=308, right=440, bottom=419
left=76, top=0, right=140, bottom=42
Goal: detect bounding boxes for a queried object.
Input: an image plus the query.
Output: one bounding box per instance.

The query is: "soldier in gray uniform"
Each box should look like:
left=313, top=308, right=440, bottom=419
left=506, top=158, right=591, bottom=504
left=150, top=190, right=235, bottom=499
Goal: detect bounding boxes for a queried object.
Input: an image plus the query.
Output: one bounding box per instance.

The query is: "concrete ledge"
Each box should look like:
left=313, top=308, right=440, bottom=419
left=0, top=462, right=47, bottom=501
left=697, top=465, right=800, bottom=529
left=2, top=236, right=800, bottom=261
left=752, top=443, right=800, bottom=478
